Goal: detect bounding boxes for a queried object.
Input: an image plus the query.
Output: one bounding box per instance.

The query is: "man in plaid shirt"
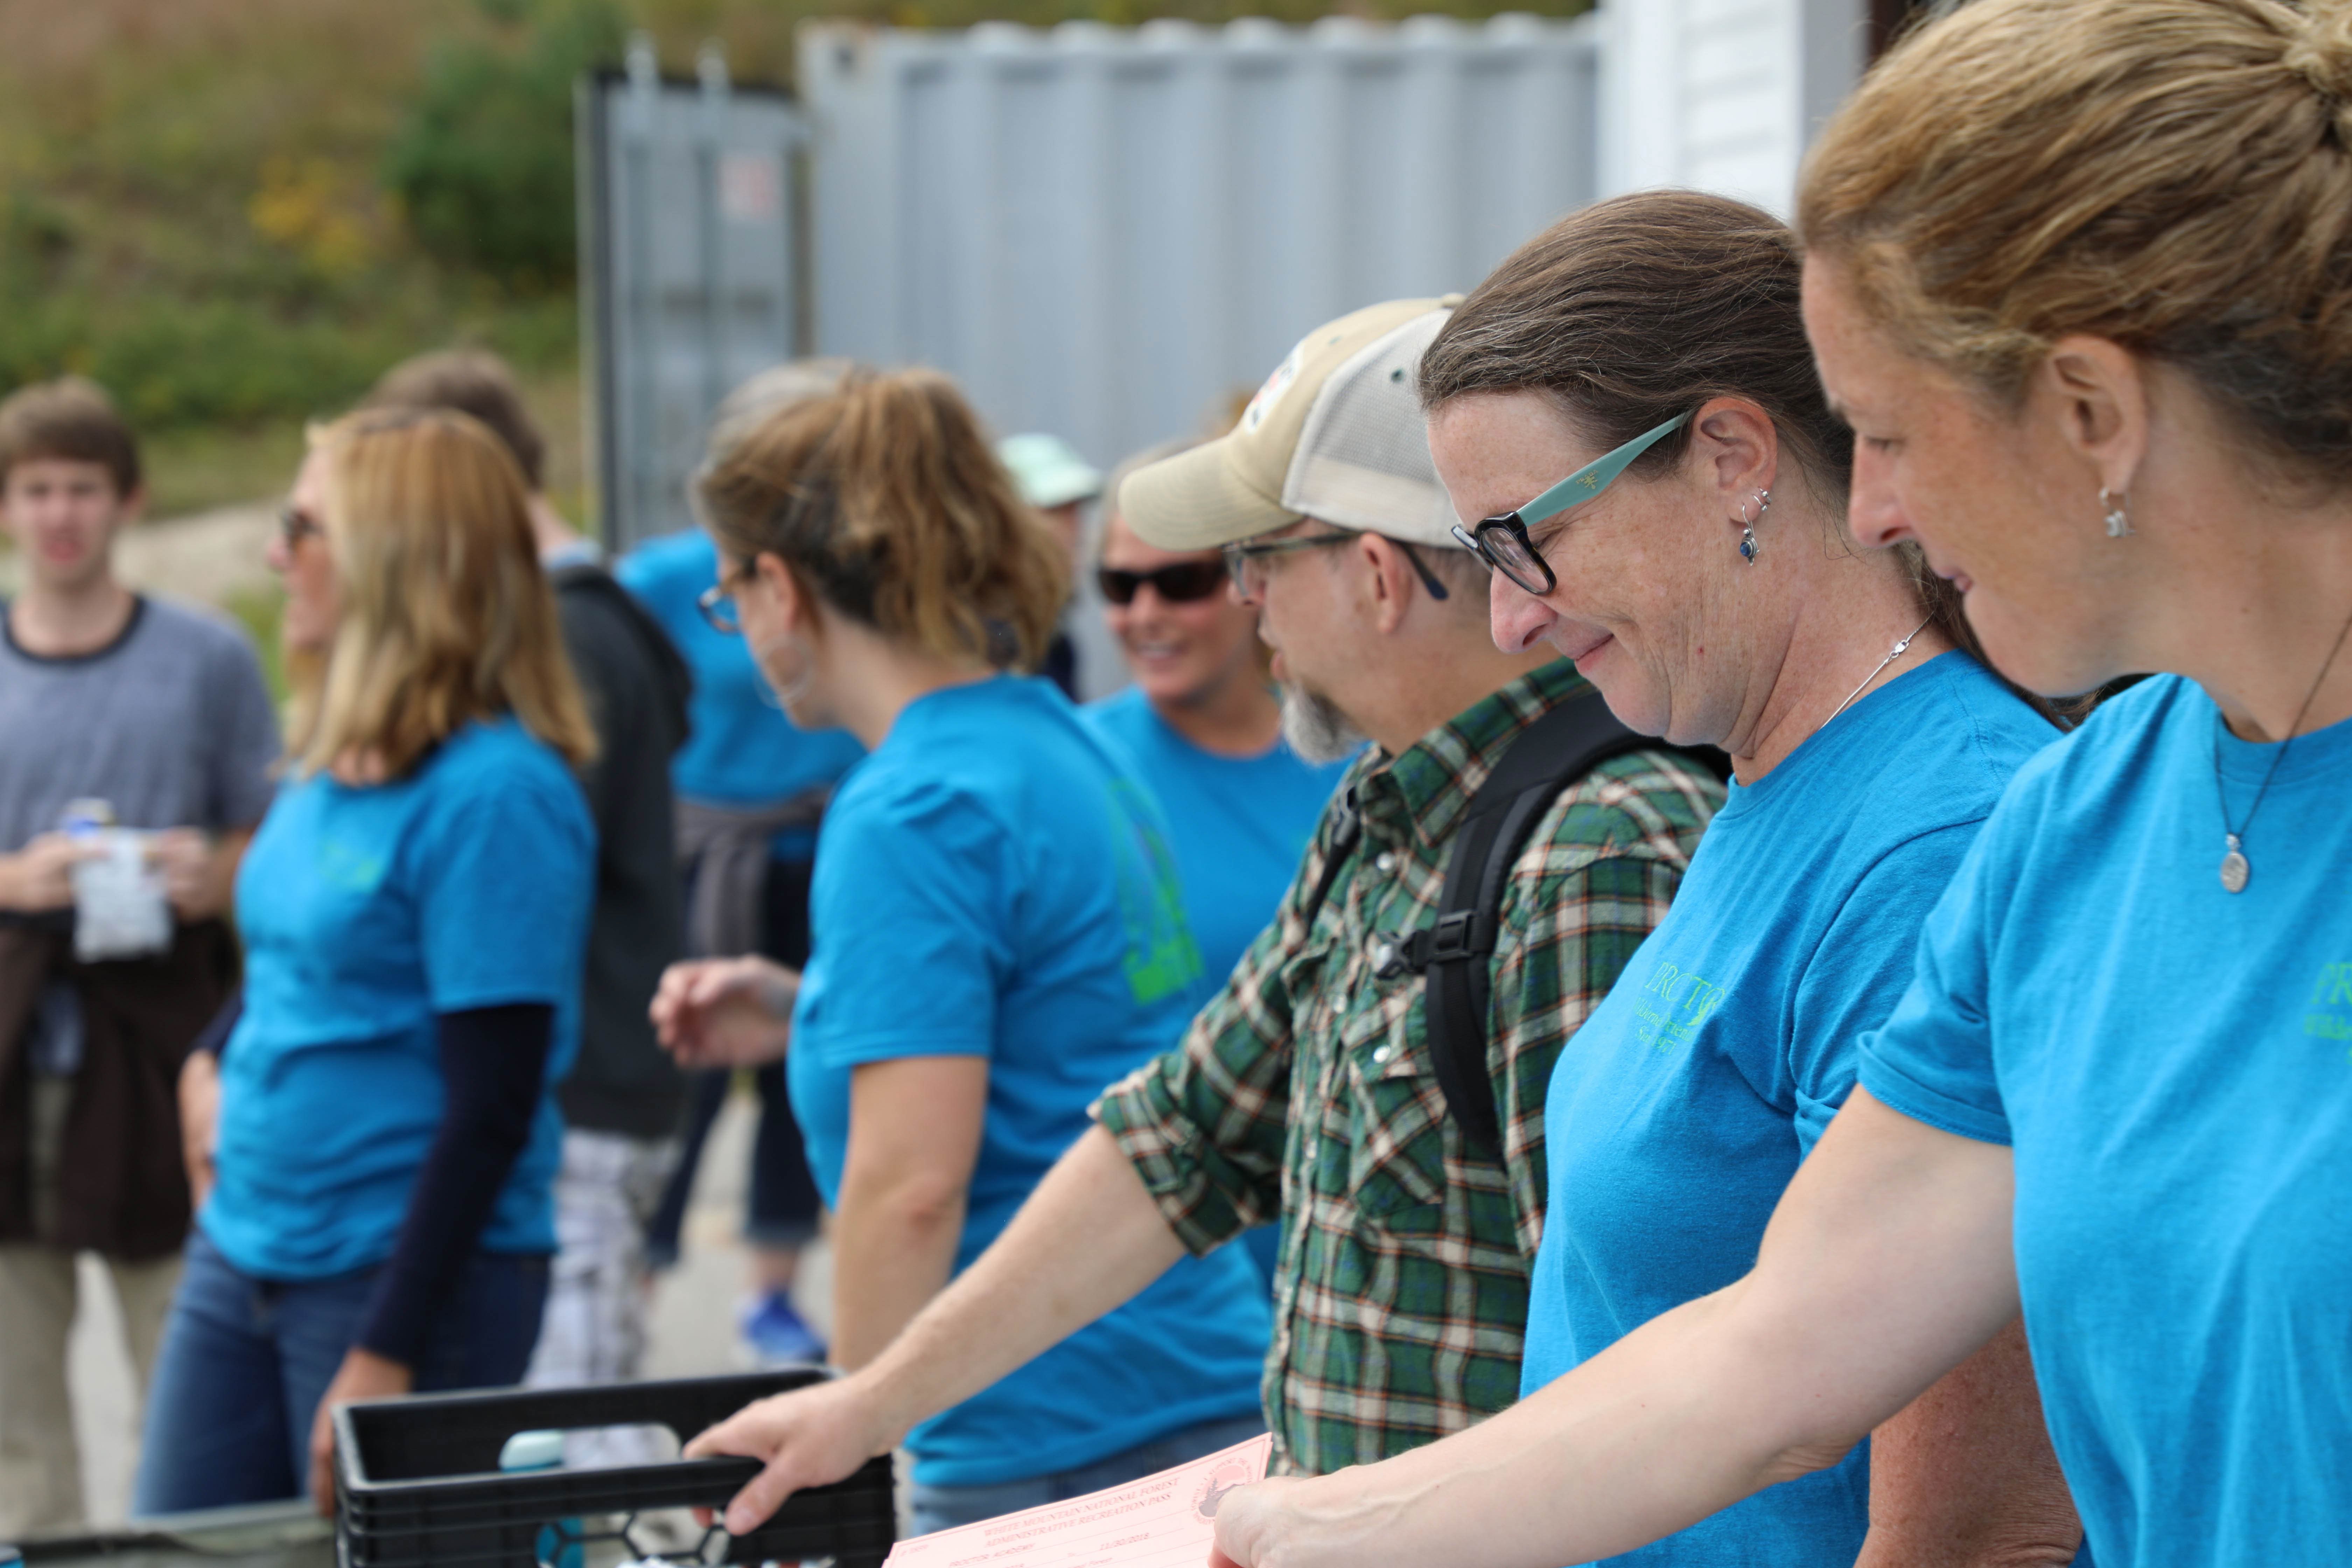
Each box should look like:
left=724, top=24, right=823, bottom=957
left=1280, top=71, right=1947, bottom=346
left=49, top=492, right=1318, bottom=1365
left=678, top=299, right=1722, bottom=1528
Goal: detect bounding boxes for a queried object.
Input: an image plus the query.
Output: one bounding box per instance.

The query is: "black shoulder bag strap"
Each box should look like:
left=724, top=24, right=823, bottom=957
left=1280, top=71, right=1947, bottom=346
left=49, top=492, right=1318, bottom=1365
left=1404, top=693, right=1724, bottom=1157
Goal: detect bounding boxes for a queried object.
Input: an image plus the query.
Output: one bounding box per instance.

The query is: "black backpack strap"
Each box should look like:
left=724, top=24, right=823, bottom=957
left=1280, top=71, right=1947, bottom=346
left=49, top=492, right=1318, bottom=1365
left=1293, top=793, right=1363, bottom=936
left=1404, top=693, right=1706, bottom=1157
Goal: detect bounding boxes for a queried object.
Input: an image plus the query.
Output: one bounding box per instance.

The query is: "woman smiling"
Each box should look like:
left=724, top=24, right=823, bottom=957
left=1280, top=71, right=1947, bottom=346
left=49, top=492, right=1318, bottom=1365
left=1205, top=3, right=2352, bottom=1567
left=1418, top=190, right=2073, bottom=1567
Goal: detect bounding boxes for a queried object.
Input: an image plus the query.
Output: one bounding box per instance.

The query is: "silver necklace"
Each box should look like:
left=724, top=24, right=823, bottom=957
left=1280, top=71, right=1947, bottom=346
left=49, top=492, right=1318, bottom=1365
left=1825, top=612, right=1935, bottom=728
left=2213, top=601, right=2352, bottom=894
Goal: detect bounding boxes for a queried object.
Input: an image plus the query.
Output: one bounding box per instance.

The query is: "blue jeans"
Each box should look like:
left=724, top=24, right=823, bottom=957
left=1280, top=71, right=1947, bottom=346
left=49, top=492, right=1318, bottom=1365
left=132, top=1230, right=548, bottom=1515
left=906, top=1413, right=1267, bottom=1536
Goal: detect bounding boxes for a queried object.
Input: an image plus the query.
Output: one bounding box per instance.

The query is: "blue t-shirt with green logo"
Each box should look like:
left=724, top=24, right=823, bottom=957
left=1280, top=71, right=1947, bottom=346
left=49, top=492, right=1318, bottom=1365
left=1518, top=653, right=2056, bottom=1567
left=787, top=674, right=1269, bottom=1487
left=1860, top=674, right=2352, bottom=1568
left=204, top=719, right=594, bottom=1280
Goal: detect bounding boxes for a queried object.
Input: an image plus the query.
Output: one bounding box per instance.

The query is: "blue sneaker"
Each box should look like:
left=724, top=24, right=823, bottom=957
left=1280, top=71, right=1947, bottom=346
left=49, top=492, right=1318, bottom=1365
left=739, top=1290, right=827, bottom=1366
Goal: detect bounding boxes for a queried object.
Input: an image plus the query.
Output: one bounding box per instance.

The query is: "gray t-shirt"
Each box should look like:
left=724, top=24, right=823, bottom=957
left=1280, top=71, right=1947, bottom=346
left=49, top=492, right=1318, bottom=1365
left=0, top=595, right=281, bottom=852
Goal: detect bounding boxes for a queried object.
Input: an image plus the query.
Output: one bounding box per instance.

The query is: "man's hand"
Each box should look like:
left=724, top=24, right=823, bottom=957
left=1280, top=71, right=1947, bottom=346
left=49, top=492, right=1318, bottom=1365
left=1210, top=1477, right=1310, bottom=1568
left=651, top=956, right=799, bottom=1069
left=308, top=1347, right=411, bottom=1516
left=0, top=833, right=94, bottom=913
left=149, top=829, right=239, bottom=922
left=684, top=1371, right=908, bottom=1536
left=178, top=1050, right=221, bottom=1210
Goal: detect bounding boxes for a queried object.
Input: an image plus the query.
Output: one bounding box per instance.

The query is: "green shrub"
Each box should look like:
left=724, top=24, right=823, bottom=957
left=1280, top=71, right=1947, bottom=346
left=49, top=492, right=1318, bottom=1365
left=380, top=0, right=628, bottom=289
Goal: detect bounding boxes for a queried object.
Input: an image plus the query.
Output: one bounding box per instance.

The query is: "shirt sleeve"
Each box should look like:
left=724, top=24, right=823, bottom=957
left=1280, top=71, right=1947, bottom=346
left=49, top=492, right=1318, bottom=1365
left=1490, top=749, right=1721, bottom=1258
left=414, top=762, right=594, bottom=1014
left=1091, top=809, right=1340, bottom=1256
left=795, top=778, right=1007, bottom=1066
left=1855, top=826, right=2014, bottom=1147
left=205, top=629, right=282, bottom=831
left=1786, top=821, right=1989, bottom=1156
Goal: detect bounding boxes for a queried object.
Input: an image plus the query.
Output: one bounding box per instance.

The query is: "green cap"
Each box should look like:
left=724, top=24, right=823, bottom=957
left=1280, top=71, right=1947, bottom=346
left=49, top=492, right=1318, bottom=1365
left=998, top=433, right=1103, bottom=509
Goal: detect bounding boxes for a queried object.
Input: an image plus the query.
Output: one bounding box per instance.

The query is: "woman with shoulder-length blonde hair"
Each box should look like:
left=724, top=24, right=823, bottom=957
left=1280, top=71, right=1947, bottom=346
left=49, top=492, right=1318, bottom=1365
left=138, top=407, right=597, bottom=1517
left=645, top=366, right=1271, bottom=1535
left=1205, top=3, right=2352, bottom=1567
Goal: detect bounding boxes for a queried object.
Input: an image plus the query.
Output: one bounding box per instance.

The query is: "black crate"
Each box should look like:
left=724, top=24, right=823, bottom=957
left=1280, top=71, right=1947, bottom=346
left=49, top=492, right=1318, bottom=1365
left=333, top=1372, right=894, bottom=1568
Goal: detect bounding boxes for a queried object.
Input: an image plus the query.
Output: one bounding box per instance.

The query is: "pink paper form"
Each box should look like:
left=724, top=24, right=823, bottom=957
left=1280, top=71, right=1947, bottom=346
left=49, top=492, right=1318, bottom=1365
left=880, top=1434, right=1272, bottom=1568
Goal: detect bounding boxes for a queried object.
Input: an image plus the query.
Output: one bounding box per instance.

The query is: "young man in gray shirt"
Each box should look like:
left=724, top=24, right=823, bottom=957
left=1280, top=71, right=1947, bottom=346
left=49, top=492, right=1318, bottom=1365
left=0, top=378, right=279, bottom=1535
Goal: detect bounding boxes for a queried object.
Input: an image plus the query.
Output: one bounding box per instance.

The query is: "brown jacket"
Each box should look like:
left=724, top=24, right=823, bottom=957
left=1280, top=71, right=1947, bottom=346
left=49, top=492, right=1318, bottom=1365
left=0, top=919, right=236, bottom=1259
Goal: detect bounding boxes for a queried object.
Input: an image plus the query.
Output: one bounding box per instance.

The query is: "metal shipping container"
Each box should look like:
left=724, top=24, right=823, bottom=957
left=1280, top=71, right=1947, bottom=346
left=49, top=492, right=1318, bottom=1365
left=797, top=14, right=1601, bottom=480
left=578, top=39, right=807, bottom=551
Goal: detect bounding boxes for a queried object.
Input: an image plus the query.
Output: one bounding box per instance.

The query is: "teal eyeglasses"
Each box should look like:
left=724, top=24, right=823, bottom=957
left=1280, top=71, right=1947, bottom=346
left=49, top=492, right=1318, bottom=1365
left=1450, top=411, right=1692, bottom=595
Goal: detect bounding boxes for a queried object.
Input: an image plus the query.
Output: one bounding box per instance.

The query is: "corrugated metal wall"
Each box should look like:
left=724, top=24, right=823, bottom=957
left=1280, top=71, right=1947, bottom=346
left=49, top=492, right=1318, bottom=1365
left=579, top=41, right=807, bottom=550
left=798, top=14, right=1600, bottom=478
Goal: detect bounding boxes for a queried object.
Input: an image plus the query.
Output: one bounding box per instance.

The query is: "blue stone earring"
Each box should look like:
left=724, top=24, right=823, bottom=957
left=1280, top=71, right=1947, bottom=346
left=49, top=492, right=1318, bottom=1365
left=1738, top=490, right=1770, bottom=564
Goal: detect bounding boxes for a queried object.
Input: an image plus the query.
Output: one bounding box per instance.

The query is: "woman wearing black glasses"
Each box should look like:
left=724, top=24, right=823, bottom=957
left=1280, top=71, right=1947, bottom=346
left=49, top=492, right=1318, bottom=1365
left=646, top=368, right=1269, bottom=1535
left=1211, top=190, right=2084, bottom=1567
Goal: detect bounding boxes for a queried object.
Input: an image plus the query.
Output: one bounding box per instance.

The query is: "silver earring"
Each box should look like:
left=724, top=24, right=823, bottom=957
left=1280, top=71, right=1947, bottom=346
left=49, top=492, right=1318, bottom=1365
left=1738, top=490, right=1770, bottom=564
left=2100, top=486, right=2133, bottom=538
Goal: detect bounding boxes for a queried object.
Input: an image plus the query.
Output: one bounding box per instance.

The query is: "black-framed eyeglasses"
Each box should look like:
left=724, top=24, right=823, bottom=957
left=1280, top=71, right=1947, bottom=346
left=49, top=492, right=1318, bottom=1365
left=1451, top=411, right=1692, bottom=596
left=276, top=505, right=324, bottom=551
left=1097, top=559, right=1228, bottom=606
left=697, top=559, right=757, bottom=635
left=1220, top=529, right=1451, bottom=602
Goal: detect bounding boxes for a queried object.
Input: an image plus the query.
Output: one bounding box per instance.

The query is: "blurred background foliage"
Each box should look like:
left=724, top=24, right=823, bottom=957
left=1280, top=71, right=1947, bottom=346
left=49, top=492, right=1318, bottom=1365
left=0, top=0, right=1586, bottom=518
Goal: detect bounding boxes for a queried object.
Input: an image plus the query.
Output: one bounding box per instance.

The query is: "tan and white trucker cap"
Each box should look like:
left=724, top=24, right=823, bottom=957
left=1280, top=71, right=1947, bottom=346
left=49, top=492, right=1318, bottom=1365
left=1119, top=296, right=1463, bottom=552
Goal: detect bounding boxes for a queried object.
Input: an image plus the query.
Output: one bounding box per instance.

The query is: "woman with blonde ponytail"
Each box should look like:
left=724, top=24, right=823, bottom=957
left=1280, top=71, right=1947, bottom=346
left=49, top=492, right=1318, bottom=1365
left=1196, top=4, right=2352, bottom=1567
left=648, top=368, right=1269, bottom=1532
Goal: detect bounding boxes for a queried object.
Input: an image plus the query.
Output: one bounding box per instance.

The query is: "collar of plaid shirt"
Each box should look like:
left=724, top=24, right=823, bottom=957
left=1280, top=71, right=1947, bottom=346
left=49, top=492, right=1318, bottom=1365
left=1094, top=658, right=1722, bottom=1475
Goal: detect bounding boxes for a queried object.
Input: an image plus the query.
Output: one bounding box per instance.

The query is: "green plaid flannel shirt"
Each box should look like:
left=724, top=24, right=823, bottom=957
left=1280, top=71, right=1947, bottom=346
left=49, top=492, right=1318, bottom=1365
left=1093, top=660, right=1722, bottom=1475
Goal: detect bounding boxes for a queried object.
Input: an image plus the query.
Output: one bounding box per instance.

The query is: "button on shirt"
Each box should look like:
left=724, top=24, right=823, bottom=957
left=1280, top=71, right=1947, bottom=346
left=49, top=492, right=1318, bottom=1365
left=1093, top=661, right=1723, bottom=1475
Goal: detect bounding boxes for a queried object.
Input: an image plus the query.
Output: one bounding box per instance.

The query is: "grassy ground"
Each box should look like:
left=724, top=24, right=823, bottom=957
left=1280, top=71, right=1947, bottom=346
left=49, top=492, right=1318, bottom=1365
left=0, top=0, right=1584, bottom=539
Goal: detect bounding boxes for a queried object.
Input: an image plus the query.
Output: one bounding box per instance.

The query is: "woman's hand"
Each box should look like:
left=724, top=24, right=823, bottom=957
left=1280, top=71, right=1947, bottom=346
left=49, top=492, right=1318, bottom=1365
left=650, top=956, right=799, bottom=1068
left=308, top=1346, right=412, bottom=1516
left=177, top=1050, right=221, bottom=1210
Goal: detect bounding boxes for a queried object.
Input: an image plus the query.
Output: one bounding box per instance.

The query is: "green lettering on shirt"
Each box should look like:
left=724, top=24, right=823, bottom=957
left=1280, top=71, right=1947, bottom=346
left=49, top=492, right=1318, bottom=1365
left=1109, top=780, right=1203, bottom=1006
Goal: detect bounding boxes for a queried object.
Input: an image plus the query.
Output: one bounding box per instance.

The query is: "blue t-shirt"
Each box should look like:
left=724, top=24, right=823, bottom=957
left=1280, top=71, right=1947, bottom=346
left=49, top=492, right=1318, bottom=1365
left=1080, top=687, right=1348, bottom=1288
left=1079, top=686, right=1349, bottom=990
left=615, top=529, right=863, bottom=852
left=1521, top=653, right=2057, bottom=1567
left=204, top=720, right=595, bottom=1280
left=788, top=675, right=1270, bottom=1488
left=1859, top=674, right=2352, bottom=1568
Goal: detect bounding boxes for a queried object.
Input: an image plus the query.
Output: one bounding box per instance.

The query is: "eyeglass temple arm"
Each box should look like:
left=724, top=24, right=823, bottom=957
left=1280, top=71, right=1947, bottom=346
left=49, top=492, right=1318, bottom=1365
left=1515, top=411, right=1694, bottom=528
left=1395, top=541, right=1450, bottom=602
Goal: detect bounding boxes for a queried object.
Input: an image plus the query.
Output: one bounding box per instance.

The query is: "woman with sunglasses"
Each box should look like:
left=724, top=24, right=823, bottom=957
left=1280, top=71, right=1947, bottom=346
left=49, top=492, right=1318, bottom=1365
left=646, top=368, right=1269, bottom=1534
left=136, top=408, right=597, bottom=1516
left=1084, top=440, right=1353, bottom=995
left=1266, top=190, right=2078, bottom=1567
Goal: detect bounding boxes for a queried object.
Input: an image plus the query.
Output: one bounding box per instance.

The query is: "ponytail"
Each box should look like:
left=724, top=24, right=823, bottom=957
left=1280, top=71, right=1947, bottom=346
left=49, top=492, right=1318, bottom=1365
left=696, top=367, right=1069, bottom=670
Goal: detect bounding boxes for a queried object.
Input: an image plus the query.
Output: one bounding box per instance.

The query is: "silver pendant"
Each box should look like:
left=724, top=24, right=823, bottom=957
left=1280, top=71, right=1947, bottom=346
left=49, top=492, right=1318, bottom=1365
left=2220, top=834, right=2250, bottom=894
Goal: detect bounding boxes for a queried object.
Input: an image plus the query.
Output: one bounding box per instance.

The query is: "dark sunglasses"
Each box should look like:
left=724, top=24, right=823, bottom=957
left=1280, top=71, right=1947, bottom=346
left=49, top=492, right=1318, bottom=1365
left=276, top=505, right=324, bottom=550
left=1096, top=559, right=1228, bottom=606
